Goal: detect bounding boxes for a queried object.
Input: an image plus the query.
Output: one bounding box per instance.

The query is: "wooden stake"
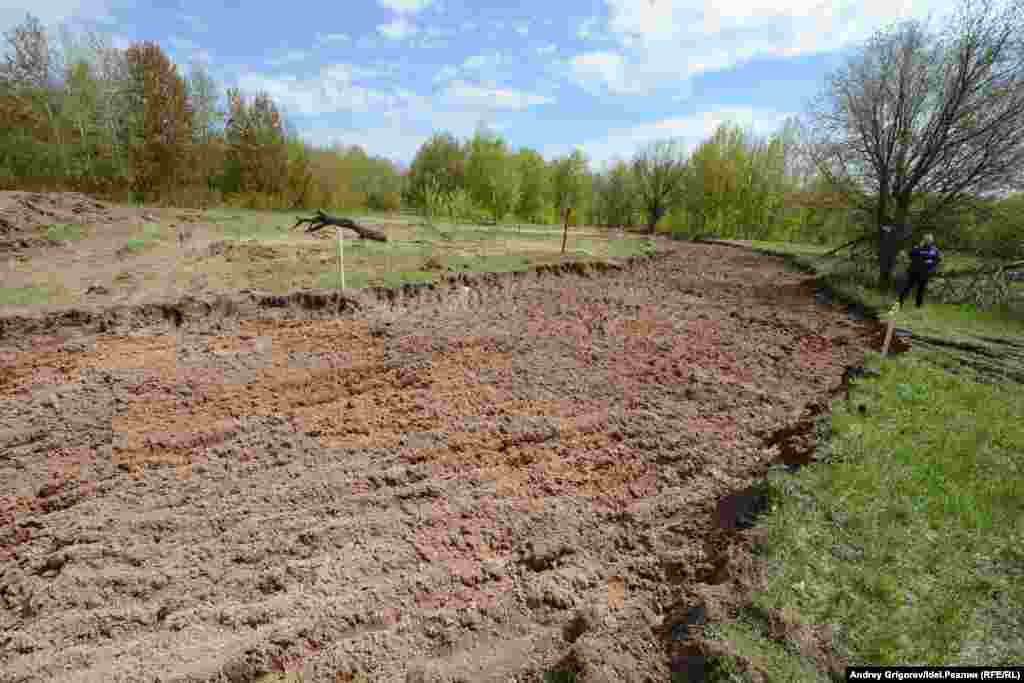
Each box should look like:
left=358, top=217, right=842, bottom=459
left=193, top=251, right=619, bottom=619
left=561, top=207, right=571, bottom=254
left=882, top=302, right=900, bottom=356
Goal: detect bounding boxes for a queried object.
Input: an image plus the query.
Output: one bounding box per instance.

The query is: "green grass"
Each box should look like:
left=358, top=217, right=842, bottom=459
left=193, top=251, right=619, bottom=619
left=377, top=269, right=437, bottom=287
left=695, top=238, right=1024, bottom=679
left=205, top=208, right=292, bottom=241
left=0, top=285, right=53, bottom=306
left=314, top=270, right=371, bottom=290
left=45, top=223, right=85, bottom=243
left=704, top=351, right=1024, bottom=679
left=121, top=222, right=164, bottom=254
left=701, top=619, right=829, bottom=683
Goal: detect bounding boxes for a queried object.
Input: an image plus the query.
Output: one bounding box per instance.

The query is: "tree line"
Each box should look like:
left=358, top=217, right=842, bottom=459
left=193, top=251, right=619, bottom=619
left=0, top=13, right=403, bottom=210
left=3, top=0, right=1021, bottom=269
left=403, top=121, right=832, bottom=239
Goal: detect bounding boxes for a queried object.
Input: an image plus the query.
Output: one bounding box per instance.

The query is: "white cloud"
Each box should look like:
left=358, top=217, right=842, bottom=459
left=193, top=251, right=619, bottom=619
left=443, top=80, right=554, bottom=110
left=316, top=32, right=351, bottom=44
left=568, top=0, right=956, bottom=96
left=1, top=0, right=110, bottom=35
left=569, top=51, right=637, bottom=95
left=433, top=65, right=459, bottom=83
left=303, top=124, right=429, bottom=164
left=378, top=16, right=418, bottom=40
left=513, top=22, right=530, bottom=37
left=237, top=64, right=423, bottom=117
left=543, top=107, right=794, bottom=166
left=536, top=44, right=558, bottom=56
left=378, top=0, right=434, bottom=12
left=267, top=49, right=311, bottom=67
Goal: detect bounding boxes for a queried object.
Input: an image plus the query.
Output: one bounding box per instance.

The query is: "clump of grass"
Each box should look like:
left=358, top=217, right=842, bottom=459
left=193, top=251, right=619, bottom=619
left=121, top=222, right=164, bottom=254
left=45, top=223, right=84, bottom=243
left=122, top=238, right=149, bottom=254
left=0, top=285, right=52, bottom=306
left=731, top=352, right=1024, bottom=674
left=701, top=619, right=828, bottom=683
left=379, top=270, right=436, bottom=287
left=315, top=270, right=370, bottom=290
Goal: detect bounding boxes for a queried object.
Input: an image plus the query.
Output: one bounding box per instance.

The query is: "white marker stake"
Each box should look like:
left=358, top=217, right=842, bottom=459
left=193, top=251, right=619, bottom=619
left=337, top=227, right=345, bottom=291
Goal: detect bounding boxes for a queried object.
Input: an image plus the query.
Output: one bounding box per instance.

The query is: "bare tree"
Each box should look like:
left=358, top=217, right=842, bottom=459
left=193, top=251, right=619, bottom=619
left=632, top=139, right=686, bottom=233
left=807, top=0, right=1024, bottom=286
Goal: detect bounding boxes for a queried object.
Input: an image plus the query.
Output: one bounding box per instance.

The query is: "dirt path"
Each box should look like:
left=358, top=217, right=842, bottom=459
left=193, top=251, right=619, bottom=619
left=0, top=244, right=875, bottom=682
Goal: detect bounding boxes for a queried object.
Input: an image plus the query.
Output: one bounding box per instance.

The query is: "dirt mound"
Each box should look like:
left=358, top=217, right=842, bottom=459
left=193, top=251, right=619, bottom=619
left=0, top=191, right=113, bottom=252
left=0, top=244, right=873, bottom=681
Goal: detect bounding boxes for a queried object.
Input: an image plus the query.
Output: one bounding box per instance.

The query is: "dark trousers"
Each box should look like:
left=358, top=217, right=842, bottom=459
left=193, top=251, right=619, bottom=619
left=900, top=270, right=930, bottom=307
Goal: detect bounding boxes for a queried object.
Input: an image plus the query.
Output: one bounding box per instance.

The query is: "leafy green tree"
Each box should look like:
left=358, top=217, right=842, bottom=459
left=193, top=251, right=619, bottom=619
left=551, top=149, right=589, bottom=251
left=593, top=159, right=635, bottom=228
left=124, top=41, right=193, bottom=200
left=223, top=88, right=287, bottom=198
left=633, top=139, right=686, bottom=233
left=406, top=132, right=466, bottom=209
left=465, top=128, right=520, bottom=222
left=514, top=147, right=550, bottom=224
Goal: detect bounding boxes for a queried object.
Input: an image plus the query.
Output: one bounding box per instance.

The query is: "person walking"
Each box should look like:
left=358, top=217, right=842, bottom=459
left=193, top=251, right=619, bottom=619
left=899, top=233, right=942, bottom=308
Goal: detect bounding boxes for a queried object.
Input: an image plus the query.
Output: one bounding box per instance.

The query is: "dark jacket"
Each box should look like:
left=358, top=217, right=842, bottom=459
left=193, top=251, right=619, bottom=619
left=908, top=245, right=942, bottom=275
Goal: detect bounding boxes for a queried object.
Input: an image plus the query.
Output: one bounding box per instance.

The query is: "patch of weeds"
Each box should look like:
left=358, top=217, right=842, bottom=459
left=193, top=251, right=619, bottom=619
left=315, top=270, right=370, bottom=290
left=544, top=671, right=578, bottom=683
left=45, top=223, right=84, bottom=243
left=122, top=238, right=150, bottom=254
left=700, top=620, right=829, bottom=683
left=121, top=222, right=164, bottom=254
left=0, top=285, right=52, bottom=306
left=604, top=237, right=656, bottom=259
left=379, top=270, right=437, bottom=287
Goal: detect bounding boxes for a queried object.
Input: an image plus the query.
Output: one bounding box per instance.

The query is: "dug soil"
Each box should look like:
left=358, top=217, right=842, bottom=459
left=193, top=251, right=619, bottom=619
left=1, top=244, right=875, bottom=682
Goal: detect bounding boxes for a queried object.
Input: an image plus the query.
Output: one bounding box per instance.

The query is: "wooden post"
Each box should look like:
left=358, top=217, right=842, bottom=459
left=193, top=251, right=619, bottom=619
left=561, top=207, right=571, bottom=254
left=882, top=302, right=900, bottom=356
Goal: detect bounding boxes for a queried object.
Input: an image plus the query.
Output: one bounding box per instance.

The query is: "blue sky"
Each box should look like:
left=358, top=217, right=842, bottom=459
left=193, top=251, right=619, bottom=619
left=3, top=0, right=954, bottom=169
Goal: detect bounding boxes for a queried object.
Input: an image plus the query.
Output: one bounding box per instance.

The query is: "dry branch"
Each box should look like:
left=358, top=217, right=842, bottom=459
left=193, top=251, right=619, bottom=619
left=292, top=210, right=388, bottom=242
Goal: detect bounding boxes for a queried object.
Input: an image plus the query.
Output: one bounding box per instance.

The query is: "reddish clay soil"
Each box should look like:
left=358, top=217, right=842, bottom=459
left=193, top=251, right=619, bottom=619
left=0, top=244, right=875, bottom=682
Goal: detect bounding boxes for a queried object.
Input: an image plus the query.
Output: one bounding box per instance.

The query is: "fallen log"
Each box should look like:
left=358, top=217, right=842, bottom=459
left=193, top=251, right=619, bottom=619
left=824, top=235, right=870, bottom=257
left=292, top=209, right=388, bottom=242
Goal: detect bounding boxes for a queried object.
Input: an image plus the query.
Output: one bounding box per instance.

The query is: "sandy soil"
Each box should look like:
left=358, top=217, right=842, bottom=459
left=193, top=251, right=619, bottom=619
left=0, top=244, right=875, bottom=682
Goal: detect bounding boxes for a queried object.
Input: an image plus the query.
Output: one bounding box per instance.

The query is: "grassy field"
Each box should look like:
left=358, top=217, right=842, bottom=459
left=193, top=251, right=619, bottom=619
left=204, top=212, right=656, bottom=294
left=696, top=240, right=1024, bottom=680
left=0, top=206, right=657, bottom=311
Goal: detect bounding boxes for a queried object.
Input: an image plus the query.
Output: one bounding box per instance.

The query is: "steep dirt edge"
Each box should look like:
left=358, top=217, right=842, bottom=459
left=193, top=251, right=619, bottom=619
left=0, top=254, right=669, bottom=346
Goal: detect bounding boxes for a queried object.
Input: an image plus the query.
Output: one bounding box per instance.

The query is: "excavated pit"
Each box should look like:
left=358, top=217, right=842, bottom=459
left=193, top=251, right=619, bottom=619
left=0, top=244, right=878, bottom=682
